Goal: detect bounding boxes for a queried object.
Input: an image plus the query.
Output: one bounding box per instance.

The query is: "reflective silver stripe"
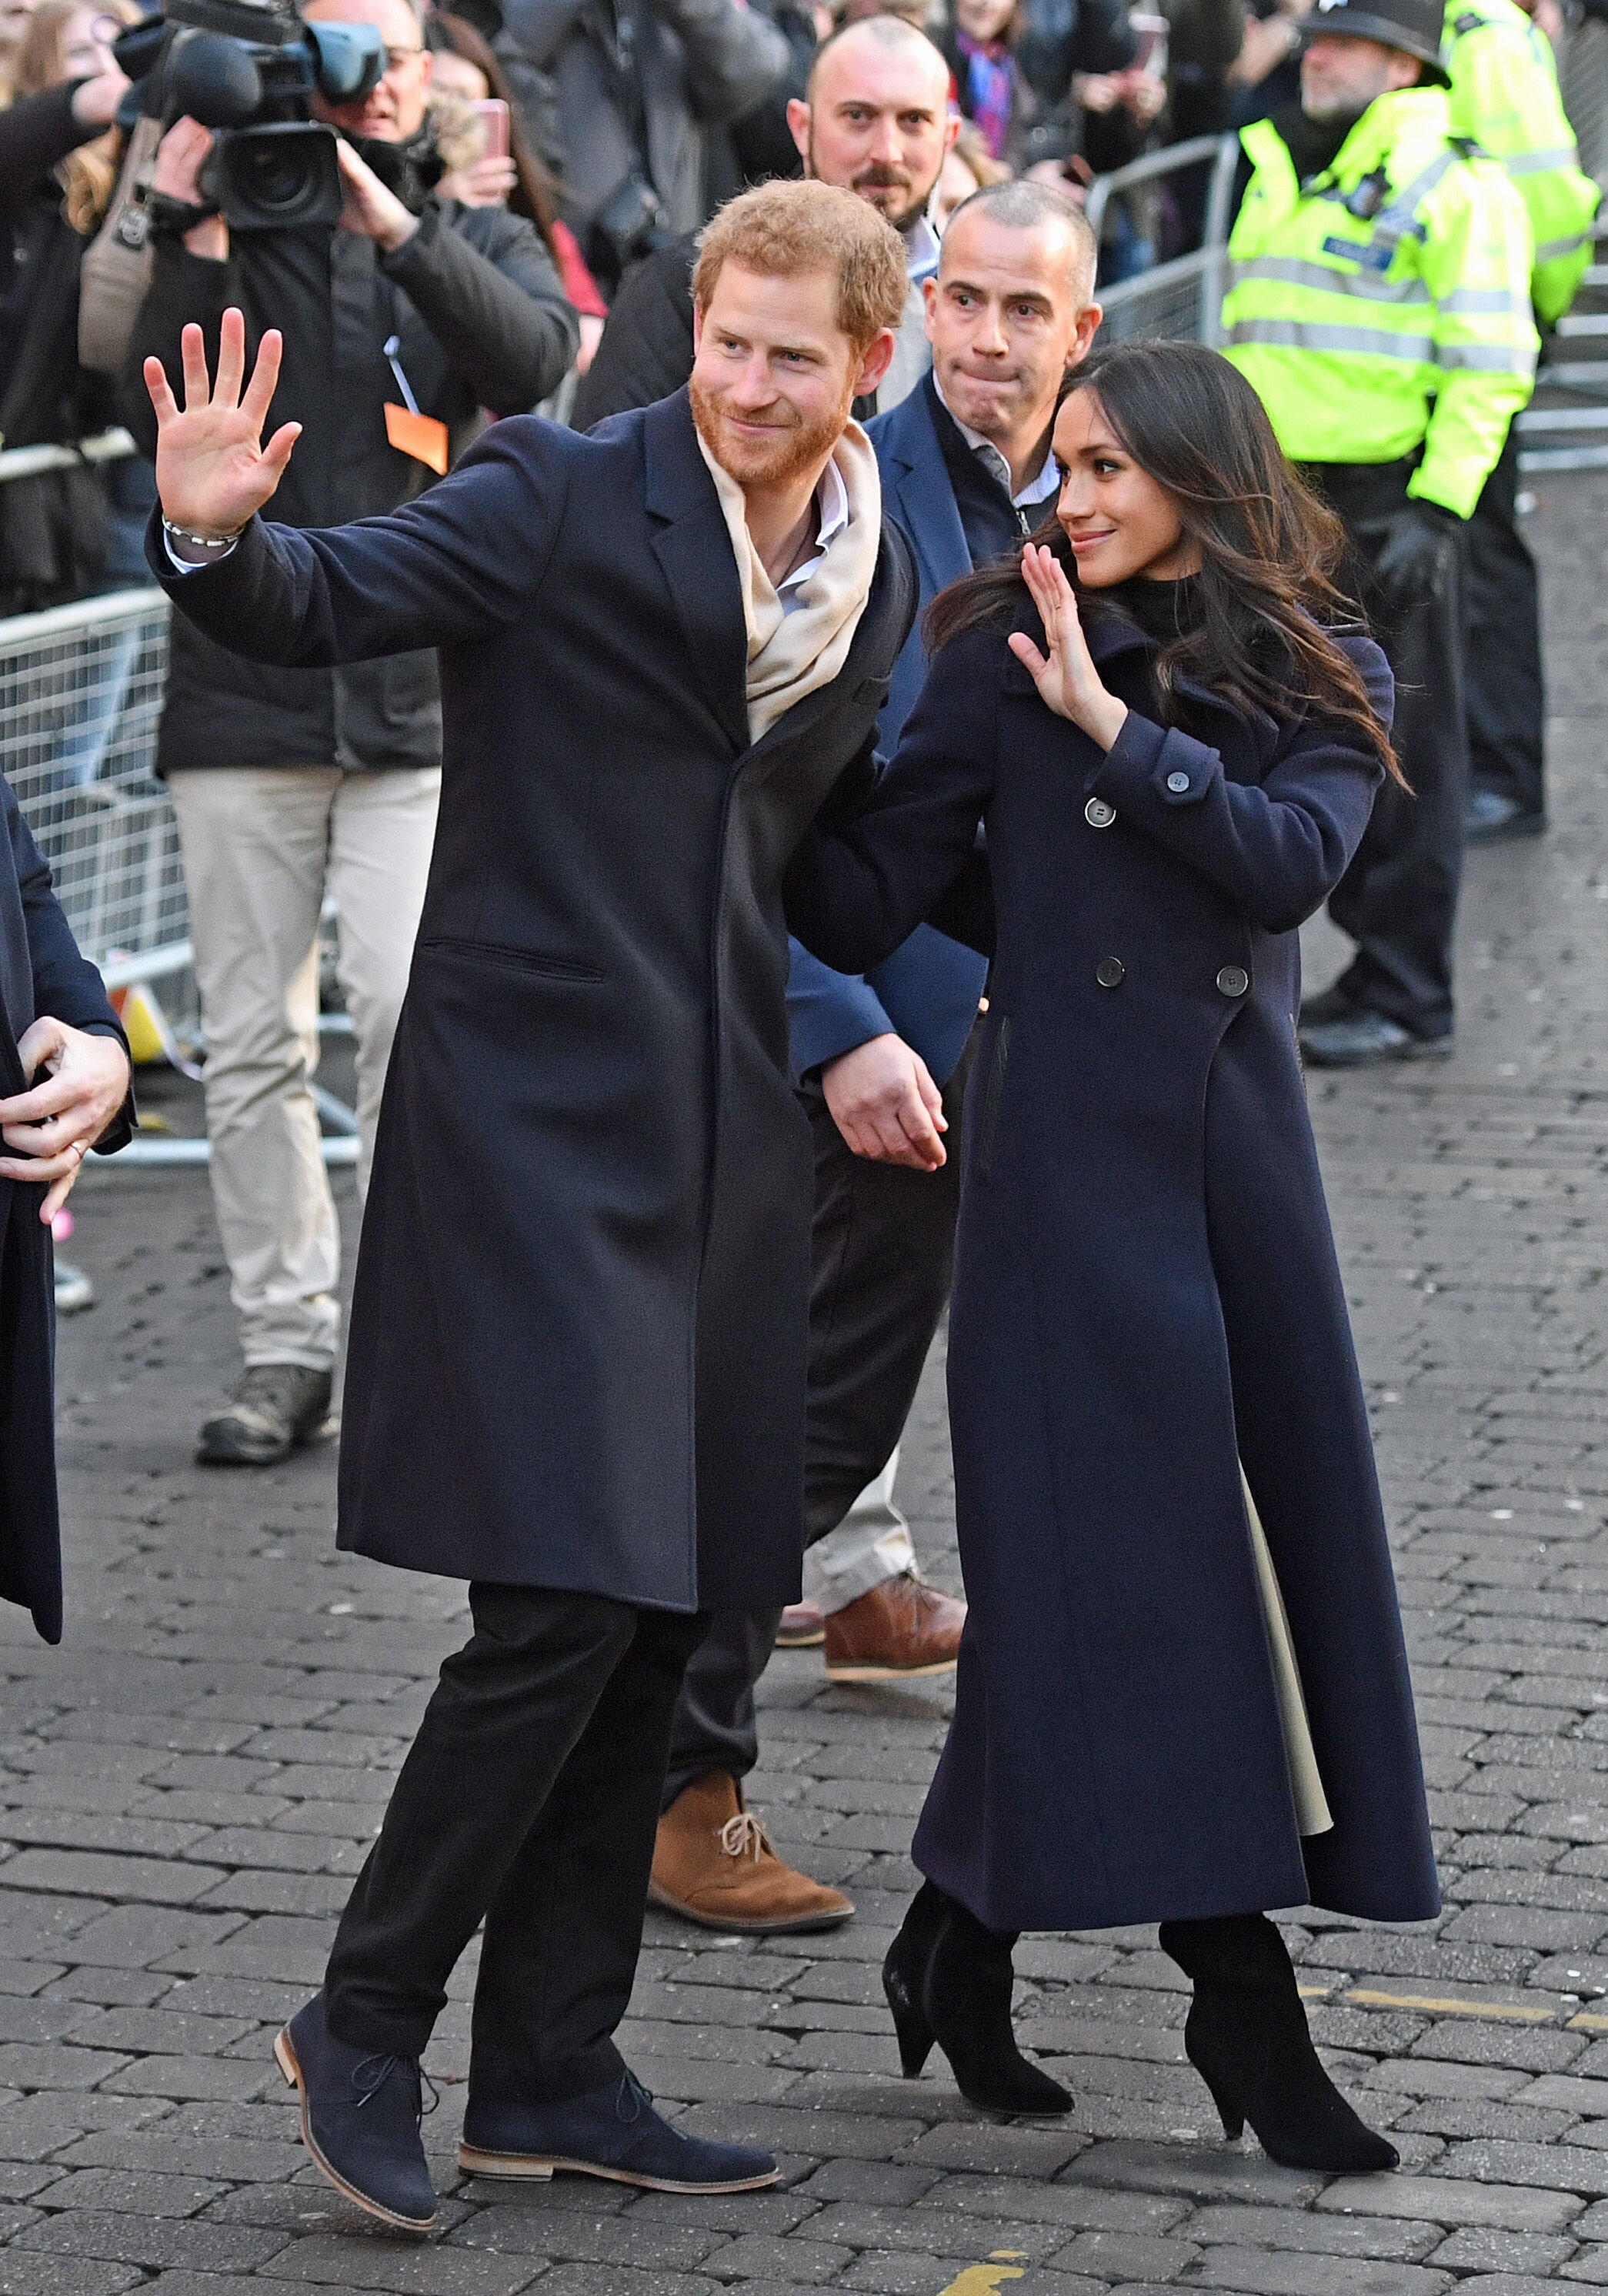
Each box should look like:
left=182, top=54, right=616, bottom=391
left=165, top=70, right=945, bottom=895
left=1227, top=255, right=1431, bottom=302
left=1442, top=286, right=1534, bottom=315
left=1435, top=340, right=1538, bottom=371
left=1225, top=316, right=1436, bottom=360
left=1536, top=228, right=1594, bottom=259
left=1505, top=145, right=1580, bottom=175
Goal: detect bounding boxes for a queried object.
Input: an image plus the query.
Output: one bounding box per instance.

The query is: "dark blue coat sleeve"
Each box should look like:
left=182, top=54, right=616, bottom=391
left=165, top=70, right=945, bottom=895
left=148, top=418, right=571, bottom=666
left=1083, top=637, right=1393, bottom=936
left=785, top=938, right=899, bottom=1081
left=783, top=629, right=999, bottom=976
left=4, top=782, right=133, bottom=1154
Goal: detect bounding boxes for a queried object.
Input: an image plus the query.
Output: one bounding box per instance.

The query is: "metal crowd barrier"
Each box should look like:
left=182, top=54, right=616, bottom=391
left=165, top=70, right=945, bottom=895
left=0, top=446, right=358, bottom=1166
left=0, top=583, right=183, bottom=963
left=1084, top=133, right=1241, bottom=348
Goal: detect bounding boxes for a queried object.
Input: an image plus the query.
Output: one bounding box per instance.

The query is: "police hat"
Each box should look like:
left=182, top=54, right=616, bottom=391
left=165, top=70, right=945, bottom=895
left=1303, top=0, right=1451, bottom=85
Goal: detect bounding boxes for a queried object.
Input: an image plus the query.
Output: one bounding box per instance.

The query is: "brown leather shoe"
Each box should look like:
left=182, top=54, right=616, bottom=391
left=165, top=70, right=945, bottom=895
left=776, top=1600, right=826, bottom=1647
left=649, top=1774, right=853, bottom=1934
left=823, top=1572, right=966, bottom=1683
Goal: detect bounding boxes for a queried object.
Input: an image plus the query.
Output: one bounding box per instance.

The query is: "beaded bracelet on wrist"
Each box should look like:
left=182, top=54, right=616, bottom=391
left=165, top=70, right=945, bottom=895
left=160, top=515, right=244, bottom=553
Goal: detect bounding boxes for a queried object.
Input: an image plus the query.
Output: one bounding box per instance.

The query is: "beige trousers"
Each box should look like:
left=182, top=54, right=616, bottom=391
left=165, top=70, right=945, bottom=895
left=169, top=766, right=440, bottom=1372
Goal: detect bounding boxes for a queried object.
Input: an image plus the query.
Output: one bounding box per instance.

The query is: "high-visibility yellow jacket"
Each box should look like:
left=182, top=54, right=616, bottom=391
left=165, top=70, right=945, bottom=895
left=1223, top=88, right=1538, bottom=516
left=1443, top=0, right=1600, bottom=322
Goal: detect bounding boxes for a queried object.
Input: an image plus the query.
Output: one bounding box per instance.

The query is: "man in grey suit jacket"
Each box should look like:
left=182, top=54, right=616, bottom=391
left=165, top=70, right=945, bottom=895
left=653, top=180, right=1103, bottom=1934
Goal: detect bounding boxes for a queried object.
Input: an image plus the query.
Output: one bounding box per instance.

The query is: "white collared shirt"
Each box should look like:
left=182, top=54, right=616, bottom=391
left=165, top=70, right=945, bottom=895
left=932, top=373, right=1063, bottom=512
left=902, top=211, right=942, bottom=288
left=775, top=453, right=850, bottom=617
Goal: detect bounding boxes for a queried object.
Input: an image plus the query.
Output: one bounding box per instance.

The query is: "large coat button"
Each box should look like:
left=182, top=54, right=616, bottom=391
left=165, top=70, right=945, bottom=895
left=1216, top=965, right=1249, bottom=997
left=1096, top=956, right=1126, bottom=989
left=1166, top=770, right=1192, bottom=793
left=1085, top=797, right=1116, bottom=829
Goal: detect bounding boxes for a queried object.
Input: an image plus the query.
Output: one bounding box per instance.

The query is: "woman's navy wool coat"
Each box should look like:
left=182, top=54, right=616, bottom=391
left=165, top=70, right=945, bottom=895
left=785, top=604, right=1440, bottom=1934
left=0, top=776, right=131, bottom=1644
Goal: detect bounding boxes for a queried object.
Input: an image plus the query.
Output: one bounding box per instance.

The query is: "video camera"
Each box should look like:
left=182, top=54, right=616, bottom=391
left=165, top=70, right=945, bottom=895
left=114, top=0, right=389, bottom=232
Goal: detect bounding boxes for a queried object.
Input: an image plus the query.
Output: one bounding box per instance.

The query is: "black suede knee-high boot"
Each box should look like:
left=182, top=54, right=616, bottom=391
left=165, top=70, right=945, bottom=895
left=1159, top=1914, right=1397, bottom=2173
left=883, top=1880, right=1072, bottom=2117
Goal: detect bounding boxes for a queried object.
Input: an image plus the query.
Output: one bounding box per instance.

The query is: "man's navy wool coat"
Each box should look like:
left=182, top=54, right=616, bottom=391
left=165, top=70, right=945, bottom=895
left=154, top=389, right=915, bottom=1615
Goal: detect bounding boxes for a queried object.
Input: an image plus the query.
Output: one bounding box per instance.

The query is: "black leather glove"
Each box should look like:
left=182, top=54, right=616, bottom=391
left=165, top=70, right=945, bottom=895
left=1370, top=501, right=1465, bottom=610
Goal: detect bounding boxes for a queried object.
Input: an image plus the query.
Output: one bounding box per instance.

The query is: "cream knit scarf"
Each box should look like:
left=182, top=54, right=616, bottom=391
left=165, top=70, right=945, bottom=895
left=695, top=419, right=882, bottom=743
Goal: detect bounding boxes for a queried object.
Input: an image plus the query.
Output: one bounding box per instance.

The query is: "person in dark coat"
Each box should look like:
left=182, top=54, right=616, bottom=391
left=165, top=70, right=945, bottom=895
left=0, top=2, right=136, bottom=616
left=0, top=776, right=133, bottom=1645
left=499, top=0, right=788, bottom=271
left=142, top=182, right=916, bottom=2232
left=783, top=339, right=1439, bottom=2174
left=119, top=0, right=579, bottom=1471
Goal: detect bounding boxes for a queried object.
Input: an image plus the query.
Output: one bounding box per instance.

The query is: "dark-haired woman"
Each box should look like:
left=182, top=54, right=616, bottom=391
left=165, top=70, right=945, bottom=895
left=784, top=340, right=1439, bottom=2172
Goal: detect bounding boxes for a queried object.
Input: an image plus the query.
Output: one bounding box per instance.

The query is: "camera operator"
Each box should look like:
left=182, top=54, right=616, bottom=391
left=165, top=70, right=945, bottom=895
left=121, top=0, right=578, bottom=1470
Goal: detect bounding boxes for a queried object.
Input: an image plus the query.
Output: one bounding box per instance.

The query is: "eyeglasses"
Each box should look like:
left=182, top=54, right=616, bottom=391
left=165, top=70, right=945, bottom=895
left=383, top=42, right=425, bottom=68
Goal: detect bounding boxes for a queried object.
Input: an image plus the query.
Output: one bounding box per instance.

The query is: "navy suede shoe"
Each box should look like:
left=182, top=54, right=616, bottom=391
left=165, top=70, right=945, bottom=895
left=459, top=2067, right=778, bottom=2191
left=275, top=1994, right=438, bottom=2233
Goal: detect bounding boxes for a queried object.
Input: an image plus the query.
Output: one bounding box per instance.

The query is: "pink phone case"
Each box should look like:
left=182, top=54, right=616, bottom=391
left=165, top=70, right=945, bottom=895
left=472, top=98, right=510, bottom=160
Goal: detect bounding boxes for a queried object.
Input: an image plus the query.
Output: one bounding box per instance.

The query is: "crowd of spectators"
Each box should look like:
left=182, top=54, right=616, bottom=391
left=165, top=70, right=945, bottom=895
left=2, top=0, right=1517, bottom=625
left=0, top=0, right=1590, bottom=1353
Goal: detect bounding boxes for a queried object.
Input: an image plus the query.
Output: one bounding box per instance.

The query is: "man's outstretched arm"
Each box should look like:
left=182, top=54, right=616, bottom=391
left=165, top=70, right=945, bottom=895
left=145, top=308, right=568, bottom=662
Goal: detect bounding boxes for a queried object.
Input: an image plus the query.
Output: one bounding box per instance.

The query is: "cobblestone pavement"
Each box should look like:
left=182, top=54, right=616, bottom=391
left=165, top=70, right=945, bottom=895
left=2, top=476, right=1608, bottom=2296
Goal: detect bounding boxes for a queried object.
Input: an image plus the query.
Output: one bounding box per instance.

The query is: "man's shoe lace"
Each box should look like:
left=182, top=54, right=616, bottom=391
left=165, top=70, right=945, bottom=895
left=351, top=2052, right=439, bottom=2124
left=716, top=1810, right=773, bottom=1861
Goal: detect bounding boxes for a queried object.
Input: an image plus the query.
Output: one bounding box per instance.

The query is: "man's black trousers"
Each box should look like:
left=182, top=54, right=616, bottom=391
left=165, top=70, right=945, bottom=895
left=661, top=1046, right=972, bottom=1808
left=1465, top=421, right=1545, bottom=817
left=1309, top=458, right=1471, bottom=1042
left=324, top=1586, right=706, bottom=2100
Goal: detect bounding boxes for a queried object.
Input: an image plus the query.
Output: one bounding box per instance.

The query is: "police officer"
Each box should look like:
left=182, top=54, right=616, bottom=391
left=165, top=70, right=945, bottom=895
left=1223, top=0, right=1536, bottom=1064
left=1444, top=0, right=1599, bottom=838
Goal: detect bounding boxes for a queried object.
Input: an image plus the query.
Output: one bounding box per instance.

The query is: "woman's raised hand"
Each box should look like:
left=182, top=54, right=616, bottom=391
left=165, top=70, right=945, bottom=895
left=143, top=307, right=302, bottom=543
left=1007, top=543, right=1129, bottom=753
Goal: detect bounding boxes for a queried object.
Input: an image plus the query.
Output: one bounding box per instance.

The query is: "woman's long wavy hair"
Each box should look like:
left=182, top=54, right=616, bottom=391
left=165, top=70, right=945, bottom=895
left=15, top=0, right=141, bottom=234
left=925, top=339, right=1403, bottom=783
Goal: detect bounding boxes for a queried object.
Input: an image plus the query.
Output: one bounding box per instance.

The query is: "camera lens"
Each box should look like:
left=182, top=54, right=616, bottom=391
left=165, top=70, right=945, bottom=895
left=214, top=122, right=345, bottom=229
left=232, top=133, right=312, bottom=212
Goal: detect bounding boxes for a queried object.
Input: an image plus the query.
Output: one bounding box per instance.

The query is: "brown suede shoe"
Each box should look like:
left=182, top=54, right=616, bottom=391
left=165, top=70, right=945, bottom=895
left=822, top=1572, right=966, bottom=1683
left=649, top=1774, right=853, bottom=1934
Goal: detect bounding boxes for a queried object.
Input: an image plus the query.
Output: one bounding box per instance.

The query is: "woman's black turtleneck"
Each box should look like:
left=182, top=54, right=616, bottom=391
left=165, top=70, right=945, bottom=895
left=1094, top=573, right=1201, bottom=648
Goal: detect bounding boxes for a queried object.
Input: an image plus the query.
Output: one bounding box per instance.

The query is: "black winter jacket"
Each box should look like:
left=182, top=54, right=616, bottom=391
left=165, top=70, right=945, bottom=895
left=0, top=83, right=122, bottom=612
left=502, top=0, right=788, bottom=245
left=2, top=771, right=132, bottom=1646
left=570, top=232, right=695, bottom=429
left=122, top=194, right=578, bottom=775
